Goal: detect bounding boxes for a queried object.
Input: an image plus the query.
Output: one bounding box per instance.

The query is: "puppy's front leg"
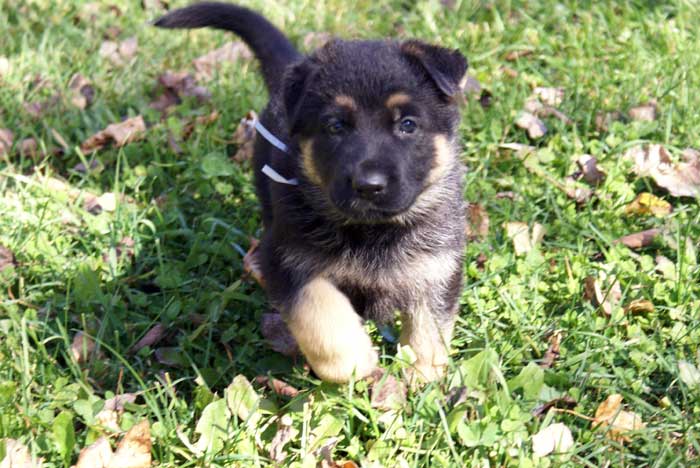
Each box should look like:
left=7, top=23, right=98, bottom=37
left=400, top=302, right=455, bottom=383
left=286, top=277, right=378, bottom=383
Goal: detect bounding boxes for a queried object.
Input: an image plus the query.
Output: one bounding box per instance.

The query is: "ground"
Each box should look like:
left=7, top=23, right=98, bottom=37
left=1, top=1, right=699, bottom=467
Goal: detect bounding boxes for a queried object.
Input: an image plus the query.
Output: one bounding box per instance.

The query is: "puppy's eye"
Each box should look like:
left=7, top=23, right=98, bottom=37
left=325, top=119, right=346, bottom=135
left=399, top=117, right=418, bottom=134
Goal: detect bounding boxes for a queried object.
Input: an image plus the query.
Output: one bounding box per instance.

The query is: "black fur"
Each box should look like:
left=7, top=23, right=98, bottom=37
left=156, top=2, right=469, bottom=381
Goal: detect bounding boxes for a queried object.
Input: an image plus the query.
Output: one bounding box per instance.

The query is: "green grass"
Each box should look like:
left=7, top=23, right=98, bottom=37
left=1, top=0, right=700, bottom=466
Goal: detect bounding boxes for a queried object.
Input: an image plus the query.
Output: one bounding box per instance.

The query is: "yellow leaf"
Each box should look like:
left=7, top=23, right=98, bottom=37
left=592, top=394, right=645, bottom=442
left=624, top=193, right=672, bottom=216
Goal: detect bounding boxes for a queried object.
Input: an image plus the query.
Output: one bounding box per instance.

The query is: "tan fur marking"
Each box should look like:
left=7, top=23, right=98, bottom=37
left=299, top=139, right=323, bottom=185
left=428, top=134, right=453, bottom=185
left=400, top=306, right=454, bottom=383
left=385, top=92, right=411, bottom=109
left=334, top=94, right=357, bottom=111
left=286, top=278, right=378, bottom=383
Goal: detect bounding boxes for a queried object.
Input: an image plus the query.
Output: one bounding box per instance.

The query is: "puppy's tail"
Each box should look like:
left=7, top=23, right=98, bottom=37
left=154, top=2, right=301, bottom=93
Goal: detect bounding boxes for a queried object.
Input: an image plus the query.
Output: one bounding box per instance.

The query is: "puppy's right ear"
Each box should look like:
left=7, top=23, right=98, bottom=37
left=283, top=61, right=317, bottom=134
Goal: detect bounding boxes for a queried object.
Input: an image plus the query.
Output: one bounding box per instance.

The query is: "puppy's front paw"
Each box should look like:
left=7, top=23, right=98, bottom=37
left=308, top=338, right=379, bottom=383
left=404, top=359, right=447, bottom=386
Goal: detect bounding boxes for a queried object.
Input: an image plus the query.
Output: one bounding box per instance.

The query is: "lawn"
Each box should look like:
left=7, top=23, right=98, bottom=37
left=1, top=0, right=699, bottom=466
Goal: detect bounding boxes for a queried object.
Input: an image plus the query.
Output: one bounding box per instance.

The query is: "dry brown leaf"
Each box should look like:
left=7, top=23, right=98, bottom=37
left=501, top=66, right=519, bottom=78
left=18, top=138, right=39, bottom=158
left=624, top=193, right=672, bottom=216
left=583, top=275, right=621, bottom=316
left=104, top=394, right=137, bottom=412
left=260, top=311, right=299, bottom=357
left=624, top=144, right=700, bottom=198
left=254, top=376, right=300, bottom=398
left=107, top=420, right=151, bottom=468
left=515, top=111, right=547, bottom=139
left=533, top=87, right=564, bottom=107
left=302, top=32, right=332, bottom=50
left=150, top=71, right=210, bottom=114
left=231, top=111, right=257, bottom=162
left=193, top=41, right=252, bottom=81
left=0, top=129, right=14, bottom=156
left=81, top=116, right=146, bottom=152
left=68, top=74, right=95, bottom=110
left=71, top=331, right=97, bottom=364
left=504, top=222, right=546, bottom=256
left=181, top=111, right=219, bottom=140
left=655, top=255, right=676, bottom=281
left=369, top=369, right=407, bottom=411
left=0, top=245, right=15, bottom=272
left=268, top=414, right=295, bottom=463
left=540, top=331, right=561, bottom=369
left=592, top=394, right=645, bottom=442
left=465, top=203, right=489, bottom=240
left=505, top=49, right=533, bottom=61
left=95, top=409, right=120, bottom=433
left=628, top=101, right=657, bottom=122
left=532, top=395, right=577, bottom=418
left=73, top=437, right=113, bottom=468
left=594, top=111, right=624, bottom=132
left=1, top=439, right=42, bottom=468
left=624, top=299, right=655, bottom=315
left=576, top=154, right=606, bottom=186
left=615, top=228, right=661, bottom=249
left=130, top=324, right=167, bottom=353
left=100, top=37, right=138, bottom=67
left=23, top=94, right=60, bottom=119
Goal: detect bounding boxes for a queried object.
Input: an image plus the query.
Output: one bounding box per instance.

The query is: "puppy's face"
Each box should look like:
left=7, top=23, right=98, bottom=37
left=284, top=40, right=467, bottom=223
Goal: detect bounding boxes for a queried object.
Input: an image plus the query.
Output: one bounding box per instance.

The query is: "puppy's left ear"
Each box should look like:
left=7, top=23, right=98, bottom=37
left=401, top=40, right=468, bottom=99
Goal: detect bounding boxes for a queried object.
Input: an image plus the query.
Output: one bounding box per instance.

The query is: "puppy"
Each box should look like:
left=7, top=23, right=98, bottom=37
left=156, top=2, right=468, bottom=383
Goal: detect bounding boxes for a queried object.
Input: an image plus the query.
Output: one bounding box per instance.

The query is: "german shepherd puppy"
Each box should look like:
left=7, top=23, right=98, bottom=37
left=155, top=2, right=468, bottom=383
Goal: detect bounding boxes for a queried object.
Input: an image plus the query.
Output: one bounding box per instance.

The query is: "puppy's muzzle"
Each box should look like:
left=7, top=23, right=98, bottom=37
left=352, top=169, right=388, bottom=200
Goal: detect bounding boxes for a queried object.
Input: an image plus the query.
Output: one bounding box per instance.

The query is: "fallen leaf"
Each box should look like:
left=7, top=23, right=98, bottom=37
left=532, top=395, right=577, bottom=418
left=85, top=193, right=118, bottom=214
left=594, top=110, right=624, bottom=131
left=243, top=238, right=264, bottom=286
left=465, top=203, right=489, bottom=240
left=499, top=142, right=536, bottom=157
left=68, top=74, right=95, bottom=110
left=628, top=101, right=657, bottom=122
left=500, top=66, right=518, bottom=78
left=0, top=128, right=13, bottom=156
left=23, top=94, right=60, bottom=119
left=624, top=299, right=655, bottom=314
left=74, top=437, right=113, bottom=468
left=576, top=154, right=606, bottom=186
left=231, top=111, right=257, bottom=162
left=495, top=191, right=517, bottom=200
left=181, top=111, right=219, bottom=140
left=524, top=98, right=573, bottom=124
left=141, top=0, right=169, bottom=12
left=615, top=228, right=661, bottom=249
left=592, top=394, right=645, bottom=442
left=532, top=422, right=574, bottom=456
left=1, top=439, right=42, bottom=468
left=103, top=394, right=137, bottom=412
left=369, top=369, right=407, bottom=411
left=624, top=192, right=672, bottom=216
left=269, top=414, right=296, bottom=463
left=149, top=71, right=210, bottom=113
left=515, top=111, right=547, bottom=139
left=108, top=420, right=151, bottom=468
left=583, top=275, right=621, bottom=316
left=100, top=37, right=138, bottom=67
left=81, top=116, right=146, bottom=152
left=260, top=311, right=299, bottom=357
left=193, top=41, right=252, bottom=81
left=70, top=332, right=97, bottom=364
left=0, top=245, right=15, bottom=272
left=540, top=331, right=561, bottom=369
left=533, top=87, right=564, bottom=107
left=504, top=222, right=546, bottom=256
left=302, top=32, right=332, bottom=50
left=18, top=138, right=39, bottom=158
left=505, top=49, right=533, bottom=61
left=624, top=144, right=700, bottom=198
left=95, top=409, right=120, bottom=433
left=254, top=376, right=300, bottom=398
left=129, top=324, right=166, bottom=354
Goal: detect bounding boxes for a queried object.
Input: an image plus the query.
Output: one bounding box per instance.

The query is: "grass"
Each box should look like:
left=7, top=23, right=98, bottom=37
left=1, top=0, right=699, bottom=466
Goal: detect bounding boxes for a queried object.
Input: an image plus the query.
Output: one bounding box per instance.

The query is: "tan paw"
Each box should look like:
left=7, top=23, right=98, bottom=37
left=308, top=341, right=379, bottom=383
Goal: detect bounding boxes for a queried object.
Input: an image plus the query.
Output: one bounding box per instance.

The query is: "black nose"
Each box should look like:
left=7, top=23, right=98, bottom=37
left=352, top=171, right=388, bottom=199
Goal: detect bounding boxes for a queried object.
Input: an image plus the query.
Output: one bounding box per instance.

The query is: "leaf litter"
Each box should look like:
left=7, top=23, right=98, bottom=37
left=81, top=116, right=146, bottom=152
left=192, top=41, right=252, bottom=81
left=624, top=144, right=700, bottom=198
left=532, top=422, right=574, bottom=457
left=592, top=394, right=645, bottom=443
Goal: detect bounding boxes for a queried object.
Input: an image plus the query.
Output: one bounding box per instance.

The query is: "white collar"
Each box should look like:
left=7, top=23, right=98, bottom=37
left=254, top=120, right=299, bottom=186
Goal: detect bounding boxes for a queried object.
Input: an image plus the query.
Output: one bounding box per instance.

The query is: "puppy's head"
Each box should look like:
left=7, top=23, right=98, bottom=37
left=283, top=39, right=467, bottom=223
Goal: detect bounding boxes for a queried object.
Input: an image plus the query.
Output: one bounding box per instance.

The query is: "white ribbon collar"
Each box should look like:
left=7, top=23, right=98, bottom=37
left=255, top=120, right=299, bottom=186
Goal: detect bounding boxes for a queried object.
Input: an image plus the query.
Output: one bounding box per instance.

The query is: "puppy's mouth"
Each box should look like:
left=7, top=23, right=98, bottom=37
left=334, top=197, right=412, bottom=223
